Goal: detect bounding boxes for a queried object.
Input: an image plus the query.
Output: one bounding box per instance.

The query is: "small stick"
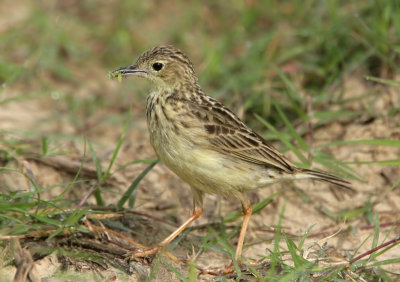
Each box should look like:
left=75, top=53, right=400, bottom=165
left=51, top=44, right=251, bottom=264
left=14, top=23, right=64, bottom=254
left=348, top=235, right=400, bottom=265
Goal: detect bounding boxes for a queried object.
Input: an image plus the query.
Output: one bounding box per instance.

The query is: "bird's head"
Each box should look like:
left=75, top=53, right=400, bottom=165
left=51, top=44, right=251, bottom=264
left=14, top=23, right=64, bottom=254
left=110, top=45, right=198, bottom=90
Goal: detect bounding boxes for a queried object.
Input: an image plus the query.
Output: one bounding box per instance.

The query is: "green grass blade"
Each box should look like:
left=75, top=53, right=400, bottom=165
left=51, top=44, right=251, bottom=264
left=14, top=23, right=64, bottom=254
left=55, top=139, right=87, bottom=202
left=30, top=213, right=63, bottom=227
left=284, top=233, right=302, bottom=268
left=276, top=68, right=307, bottom=121
left=274, top=102, right=309, bottom=151
left=187, top=261, right=197, bottom=282
left=391, top=177, right=400, bottom=191
left=115, top=158, right=159, bottom=172
left=365, top=75, right=400, bottom=87
left=314, top=156, right=361, bottom=180
left=223, top=190, right=281, bottom=223
left=269, top=201, right=286, bottom=278
left=372, top=212, right=380, bottom=249
left=298, top=224, right=315, bottom=250
left=65, top=207, right=90, bottom=226
left=0, top=167, right=41, bottom=203
left=102, top=112, right=131, bottom=181
left=41, top=136, right=49, bottom=155
left=49, top=207, right=90, bottom=239
left=339, top=205, right=371, bottom=221
left=88, top=140, right=103, bottom=181
left=88, top=140, right=104, bottom=206
left=368, top=258, right=400, bottom=267
left=93, top=188, right=104, bottom=206
left=252, top=190, right=282, bottom=215
left=313, top=110, right=359, bottom=124
left=255, top=114, right=309, bottom=165
left=346, top=159, right=400, bottom=166
left=117, top=160, right=158, bottom=208
left=322, top=265, right=347, bottom=281
left=317, top=139, right=400, bottom=148
left=214, top=232, right=242, bottom=277
left=164, top=263, right=188, bottom=282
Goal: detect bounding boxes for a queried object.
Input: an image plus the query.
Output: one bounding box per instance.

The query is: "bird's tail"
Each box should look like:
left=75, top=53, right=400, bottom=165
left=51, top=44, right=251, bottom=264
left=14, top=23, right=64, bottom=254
left=295, top=168, right=355, bottom=192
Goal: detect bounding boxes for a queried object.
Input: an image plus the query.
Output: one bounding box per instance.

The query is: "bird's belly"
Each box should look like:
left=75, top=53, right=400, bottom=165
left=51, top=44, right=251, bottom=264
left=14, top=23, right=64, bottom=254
left=151, top=129, right=270, bottom=197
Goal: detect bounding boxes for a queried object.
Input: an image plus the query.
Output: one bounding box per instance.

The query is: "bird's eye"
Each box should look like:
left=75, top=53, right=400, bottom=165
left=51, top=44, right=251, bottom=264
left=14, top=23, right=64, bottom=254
left=152, top=62, right=163, bottom=71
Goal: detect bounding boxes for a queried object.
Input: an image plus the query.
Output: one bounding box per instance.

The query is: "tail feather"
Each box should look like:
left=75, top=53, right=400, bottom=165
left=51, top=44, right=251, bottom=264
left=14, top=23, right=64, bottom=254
left=297, top=168, right=355, bottom=193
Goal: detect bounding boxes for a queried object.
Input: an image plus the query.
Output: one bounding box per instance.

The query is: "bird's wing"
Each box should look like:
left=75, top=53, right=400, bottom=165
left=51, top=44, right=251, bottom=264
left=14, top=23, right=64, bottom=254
left=205, top=124, right=295, bottom=173
left=183, top=96, right=296, bottom=173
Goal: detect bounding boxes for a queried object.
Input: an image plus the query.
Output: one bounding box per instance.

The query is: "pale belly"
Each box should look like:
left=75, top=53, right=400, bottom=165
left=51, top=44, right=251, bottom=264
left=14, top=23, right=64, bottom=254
left=150, top=127, right=275, bottom=198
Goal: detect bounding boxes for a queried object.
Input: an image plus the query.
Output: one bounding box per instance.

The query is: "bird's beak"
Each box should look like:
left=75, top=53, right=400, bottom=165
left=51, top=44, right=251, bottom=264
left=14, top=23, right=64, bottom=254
left=109, top=64, right=147, bottom=79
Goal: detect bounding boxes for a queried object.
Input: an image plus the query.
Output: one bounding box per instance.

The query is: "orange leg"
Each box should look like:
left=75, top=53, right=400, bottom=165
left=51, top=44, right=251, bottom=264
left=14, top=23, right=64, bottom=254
left=202, top=197, right=253, bottom=274
left=131, top=206, right=203, bottom=258
left=235, top=197, right=252, bottom=261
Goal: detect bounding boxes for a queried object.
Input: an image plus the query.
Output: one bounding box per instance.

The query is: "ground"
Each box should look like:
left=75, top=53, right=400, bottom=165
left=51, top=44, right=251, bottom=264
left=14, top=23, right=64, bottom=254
left=0, top=1, right=399, bottom=281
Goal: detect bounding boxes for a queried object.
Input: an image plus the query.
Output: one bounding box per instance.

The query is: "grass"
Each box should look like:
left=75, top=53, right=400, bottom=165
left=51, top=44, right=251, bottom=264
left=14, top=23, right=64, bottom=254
left=1, top=0, right=400, bottom=280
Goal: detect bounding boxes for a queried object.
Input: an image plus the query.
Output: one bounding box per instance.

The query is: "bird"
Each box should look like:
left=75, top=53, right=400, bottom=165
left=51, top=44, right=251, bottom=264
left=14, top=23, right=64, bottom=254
left=110, top=45, right=352, bottom=262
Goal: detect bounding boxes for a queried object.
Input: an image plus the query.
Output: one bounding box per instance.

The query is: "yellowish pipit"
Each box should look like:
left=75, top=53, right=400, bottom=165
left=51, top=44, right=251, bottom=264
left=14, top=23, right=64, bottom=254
left=110, top=45, right=352, bottom=262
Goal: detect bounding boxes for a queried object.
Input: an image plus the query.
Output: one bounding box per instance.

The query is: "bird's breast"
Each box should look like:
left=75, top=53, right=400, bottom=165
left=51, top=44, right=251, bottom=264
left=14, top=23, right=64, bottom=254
left=146, top=91, right=191, bottom=165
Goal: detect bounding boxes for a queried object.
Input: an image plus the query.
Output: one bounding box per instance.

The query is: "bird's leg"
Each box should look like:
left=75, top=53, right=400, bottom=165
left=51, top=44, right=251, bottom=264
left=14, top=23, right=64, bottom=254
left=131, top=192, right=203, bottom=259
left=159, top=206, right=203, bottom=248
left=235, top=196, right=252, bottom=262
left=201, top=196, right=253, bottom=275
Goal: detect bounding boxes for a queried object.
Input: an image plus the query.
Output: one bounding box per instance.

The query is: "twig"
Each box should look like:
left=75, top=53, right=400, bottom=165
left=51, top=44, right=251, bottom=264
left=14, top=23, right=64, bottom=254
left=359, top=221, right=400, bottom=230
left=348, top=235, right=400, bottom=265
left=78, top=181, right=98, bottom=207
